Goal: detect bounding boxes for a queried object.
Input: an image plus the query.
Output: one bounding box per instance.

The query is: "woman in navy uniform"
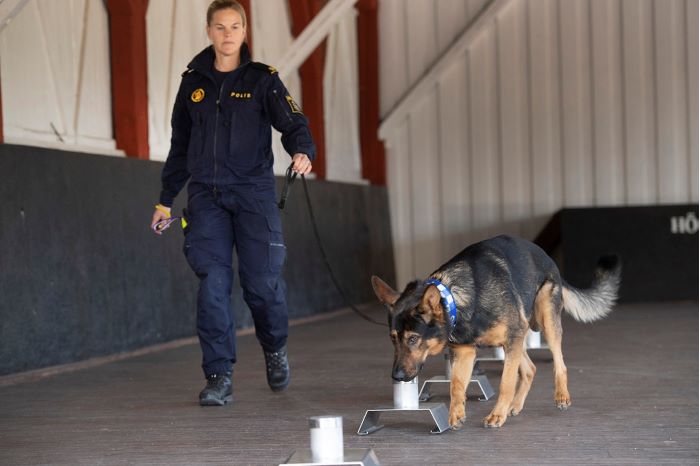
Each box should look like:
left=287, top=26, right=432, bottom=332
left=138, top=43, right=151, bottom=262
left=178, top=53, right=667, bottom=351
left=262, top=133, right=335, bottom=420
left=151, top=0, right=314, bottom=406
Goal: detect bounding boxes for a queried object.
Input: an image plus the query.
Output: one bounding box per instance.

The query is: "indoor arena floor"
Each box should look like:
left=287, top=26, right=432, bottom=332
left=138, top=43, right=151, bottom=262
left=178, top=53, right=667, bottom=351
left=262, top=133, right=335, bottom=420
left=0, top=301, right=697, bottom=465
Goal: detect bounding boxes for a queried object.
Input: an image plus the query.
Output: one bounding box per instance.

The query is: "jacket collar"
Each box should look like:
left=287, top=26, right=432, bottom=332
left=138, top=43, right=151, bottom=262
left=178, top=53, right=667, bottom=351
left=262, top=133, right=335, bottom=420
left=188, top=42, right=252, bottom=77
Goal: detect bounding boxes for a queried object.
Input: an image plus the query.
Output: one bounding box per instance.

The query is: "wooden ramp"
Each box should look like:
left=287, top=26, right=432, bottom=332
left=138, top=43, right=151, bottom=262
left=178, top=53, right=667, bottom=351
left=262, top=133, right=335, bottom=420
left=0, top=301, right=697, bottom=465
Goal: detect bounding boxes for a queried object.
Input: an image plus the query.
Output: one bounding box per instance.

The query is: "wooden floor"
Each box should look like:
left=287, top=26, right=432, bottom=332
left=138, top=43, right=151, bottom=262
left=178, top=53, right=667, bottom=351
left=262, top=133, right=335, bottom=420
left=0, top=301, right=697, bottom=465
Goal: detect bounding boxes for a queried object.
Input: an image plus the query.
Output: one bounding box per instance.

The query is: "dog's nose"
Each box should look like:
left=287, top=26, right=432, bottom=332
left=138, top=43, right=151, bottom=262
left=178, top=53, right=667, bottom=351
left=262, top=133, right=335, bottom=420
left=392, top=368, right=407, bottom=381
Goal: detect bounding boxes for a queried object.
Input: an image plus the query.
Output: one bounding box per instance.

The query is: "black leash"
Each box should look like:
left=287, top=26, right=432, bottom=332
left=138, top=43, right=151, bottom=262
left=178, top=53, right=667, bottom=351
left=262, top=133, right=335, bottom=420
left=279, top=164, right=387, bottom=327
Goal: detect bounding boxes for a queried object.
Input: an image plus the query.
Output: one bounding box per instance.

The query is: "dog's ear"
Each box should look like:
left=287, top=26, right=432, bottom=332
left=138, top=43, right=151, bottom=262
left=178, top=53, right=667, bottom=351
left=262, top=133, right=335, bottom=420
left=371, top=275, right=400, bottom=307
left=419, top=285, right=445, bottom=324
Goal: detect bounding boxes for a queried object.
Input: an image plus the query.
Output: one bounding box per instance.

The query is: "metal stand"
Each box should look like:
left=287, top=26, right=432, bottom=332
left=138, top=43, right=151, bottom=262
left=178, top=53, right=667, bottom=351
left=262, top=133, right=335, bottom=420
left=281, top=448, right=381, bottom=466
left=418, top=370, right=496, bottom=402
left=357, top=402, right=451, bottom=435
left=418, top=351, right=497, bottom=402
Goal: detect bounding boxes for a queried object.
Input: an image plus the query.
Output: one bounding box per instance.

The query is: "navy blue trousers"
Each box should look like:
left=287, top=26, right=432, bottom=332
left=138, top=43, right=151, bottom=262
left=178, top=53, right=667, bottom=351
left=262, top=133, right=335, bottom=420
left=183, top=187, right=288, bottom=377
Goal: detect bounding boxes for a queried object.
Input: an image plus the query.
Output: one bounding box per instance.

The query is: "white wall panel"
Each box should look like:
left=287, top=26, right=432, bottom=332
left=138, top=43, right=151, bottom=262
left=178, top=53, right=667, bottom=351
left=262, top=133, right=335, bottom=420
left=324, top=10, right=362, bottom=183
left=687, top=0, right=699, bottom=200
left=379, top=0, right=698, bottom=284
left=558, top=0, right=594, bottom=206
left=621, top=0, right=657, bottom=204
left=437, top=56, right=471, bottom=259
left=591, top=0, right=625, bottom=205
left=386, top=120, right=414, bottom=287
left=468, top=32, right=501, bottom=240
left=496, top=0, right=531, bottom=237
left=1, top=0, right=115, bottom=153
left=379, top=0, right=409, bottom=117
left=653, top=0, right=690, bottom=203
left=436, top=0, right=468, bottom=52
left=527, top=0, right=562, bottom=230
left=408, top=94, right=442, bottom=279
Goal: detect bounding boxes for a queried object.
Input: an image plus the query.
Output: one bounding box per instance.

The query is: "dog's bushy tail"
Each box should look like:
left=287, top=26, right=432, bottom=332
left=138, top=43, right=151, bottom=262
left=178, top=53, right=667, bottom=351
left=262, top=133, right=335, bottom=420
left=562, top=255, right=621, bottom=323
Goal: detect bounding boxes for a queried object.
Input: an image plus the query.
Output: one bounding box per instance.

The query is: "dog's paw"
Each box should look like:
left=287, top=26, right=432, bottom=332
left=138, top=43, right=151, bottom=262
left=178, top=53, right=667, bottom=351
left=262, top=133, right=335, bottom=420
left=482, top=412, right=507, bottom=428
left=554, top=398, right=571, bottom=411
left=509, top=401, right=524, bottom=417
left=554, top=390, right=571, bottom=411
left=448, top=404, right=466, bottom=430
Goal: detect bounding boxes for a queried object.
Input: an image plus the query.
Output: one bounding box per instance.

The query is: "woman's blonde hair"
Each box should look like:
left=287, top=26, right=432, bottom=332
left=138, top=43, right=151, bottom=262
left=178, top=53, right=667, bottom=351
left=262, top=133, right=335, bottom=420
left=207, top=0, right=247, bottom=28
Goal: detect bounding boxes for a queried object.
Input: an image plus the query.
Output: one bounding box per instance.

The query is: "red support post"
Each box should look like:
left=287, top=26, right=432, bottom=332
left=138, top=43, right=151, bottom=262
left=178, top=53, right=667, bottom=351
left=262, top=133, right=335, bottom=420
left=356, top=0, right=385, bottom=185
left=289, top=0, right=327, bottom=180
left=238, top=0, right=253, bottom=55
left=106, top=0, right=150, bottom=159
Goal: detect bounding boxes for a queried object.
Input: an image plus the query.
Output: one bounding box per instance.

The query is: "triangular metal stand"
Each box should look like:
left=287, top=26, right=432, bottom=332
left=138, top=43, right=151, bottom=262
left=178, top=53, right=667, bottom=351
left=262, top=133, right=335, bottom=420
left=418, top=371, right=496, bottom=402
left=281, top=448, right=381, bottom=466
left=357, top=402, right=451, bottom=435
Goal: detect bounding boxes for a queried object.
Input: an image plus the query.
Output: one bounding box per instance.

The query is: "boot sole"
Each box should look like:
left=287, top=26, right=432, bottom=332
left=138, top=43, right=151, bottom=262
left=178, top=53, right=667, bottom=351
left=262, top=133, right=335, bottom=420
left=199, top=395, right=233, bottom=406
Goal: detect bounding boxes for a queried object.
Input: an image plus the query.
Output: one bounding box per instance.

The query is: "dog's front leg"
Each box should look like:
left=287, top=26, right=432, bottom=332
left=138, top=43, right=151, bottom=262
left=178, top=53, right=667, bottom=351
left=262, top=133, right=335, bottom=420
left=483, top=342, right=524, bottom=428
left=448, top=344, right=476, bottom=430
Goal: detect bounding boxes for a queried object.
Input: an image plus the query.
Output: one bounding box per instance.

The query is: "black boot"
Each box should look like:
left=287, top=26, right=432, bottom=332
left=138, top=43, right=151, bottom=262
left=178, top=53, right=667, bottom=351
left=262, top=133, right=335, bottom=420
left=264, top=346, right=290, bottom=392
left=199, top=373, right=232, bottom=406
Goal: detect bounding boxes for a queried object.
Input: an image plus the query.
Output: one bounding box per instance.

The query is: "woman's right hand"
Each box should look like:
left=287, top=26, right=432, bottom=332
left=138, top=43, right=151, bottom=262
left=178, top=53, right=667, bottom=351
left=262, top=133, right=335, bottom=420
left=151, top=204, right=171, bottom=235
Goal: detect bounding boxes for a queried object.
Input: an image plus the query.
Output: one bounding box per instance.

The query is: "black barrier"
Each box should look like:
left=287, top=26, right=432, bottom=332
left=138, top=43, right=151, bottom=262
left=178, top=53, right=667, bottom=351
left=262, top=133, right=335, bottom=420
left=0, top=144, right=395, bottom=375
left=537, top=205, right=699, bottom=303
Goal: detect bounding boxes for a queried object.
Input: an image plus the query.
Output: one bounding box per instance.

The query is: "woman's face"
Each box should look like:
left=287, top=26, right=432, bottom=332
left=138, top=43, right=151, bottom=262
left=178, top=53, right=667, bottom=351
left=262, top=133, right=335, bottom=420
left=207, top=8, right=246, bottom=57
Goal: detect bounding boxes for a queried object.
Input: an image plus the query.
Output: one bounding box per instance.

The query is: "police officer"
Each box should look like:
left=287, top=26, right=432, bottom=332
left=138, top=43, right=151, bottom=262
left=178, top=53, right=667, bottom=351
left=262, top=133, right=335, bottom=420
left=150, top=0, right=314, bottom=406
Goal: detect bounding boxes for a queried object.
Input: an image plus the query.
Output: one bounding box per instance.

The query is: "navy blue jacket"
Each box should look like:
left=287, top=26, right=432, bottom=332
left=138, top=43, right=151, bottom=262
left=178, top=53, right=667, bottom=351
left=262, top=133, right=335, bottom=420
left=159, top=43, right=315, bottom=206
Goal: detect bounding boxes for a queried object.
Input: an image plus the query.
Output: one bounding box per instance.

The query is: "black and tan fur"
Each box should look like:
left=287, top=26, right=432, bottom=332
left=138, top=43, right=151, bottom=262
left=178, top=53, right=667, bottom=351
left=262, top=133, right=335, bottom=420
left=372, top=235, right=620, bottom=429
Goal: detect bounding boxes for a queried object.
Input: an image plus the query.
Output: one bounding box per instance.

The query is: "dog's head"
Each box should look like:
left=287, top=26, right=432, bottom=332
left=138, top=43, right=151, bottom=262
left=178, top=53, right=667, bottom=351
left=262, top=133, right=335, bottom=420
left=371, top=276, right=449, bottom=382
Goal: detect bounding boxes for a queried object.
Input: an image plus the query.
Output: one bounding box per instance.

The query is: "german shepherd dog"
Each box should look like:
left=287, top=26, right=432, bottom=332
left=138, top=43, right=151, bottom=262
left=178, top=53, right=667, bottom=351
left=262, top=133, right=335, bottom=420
left=371, top=235, right=620, bottom=429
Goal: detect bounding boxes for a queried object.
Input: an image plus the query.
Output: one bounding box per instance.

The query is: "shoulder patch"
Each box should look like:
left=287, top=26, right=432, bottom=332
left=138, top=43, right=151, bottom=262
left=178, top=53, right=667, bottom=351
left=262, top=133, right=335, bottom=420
left=251, top=62, right=278, bottom=75
left=181, top=68, right=194, bottom=77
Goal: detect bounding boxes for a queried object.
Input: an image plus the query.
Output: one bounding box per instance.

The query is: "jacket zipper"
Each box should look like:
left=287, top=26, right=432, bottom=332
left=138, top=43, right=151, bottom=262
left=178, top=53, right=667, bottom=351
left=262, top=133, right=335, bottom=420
left=212, top=83, right=225, bottom=194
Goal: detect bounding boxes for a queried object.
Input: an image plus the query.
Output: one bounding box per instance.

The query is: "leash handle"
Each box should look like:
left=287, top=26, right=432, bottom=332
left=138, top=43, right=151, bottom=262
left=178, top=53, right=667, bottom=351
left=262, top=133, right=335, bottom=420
left=152, top=215, right=188, bottom=233
left=278, top=163, right=298, bottom=209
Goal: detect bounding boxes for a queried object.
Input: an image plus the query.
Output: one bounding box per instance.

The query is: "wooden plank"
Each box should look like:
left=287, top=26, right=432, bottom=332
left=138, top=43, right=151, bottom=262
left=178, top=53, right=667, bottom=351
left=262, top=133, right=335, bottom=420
left=0, top=302, right=696, bottom=465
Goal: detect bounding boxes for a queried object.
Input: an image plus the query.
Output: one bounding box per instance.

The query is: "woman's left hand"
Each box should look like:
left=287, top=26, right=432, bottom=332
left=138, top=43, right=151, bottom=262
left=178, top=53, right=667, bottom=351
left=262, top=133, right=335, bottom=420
left=291, top=153, right=312, bottom=175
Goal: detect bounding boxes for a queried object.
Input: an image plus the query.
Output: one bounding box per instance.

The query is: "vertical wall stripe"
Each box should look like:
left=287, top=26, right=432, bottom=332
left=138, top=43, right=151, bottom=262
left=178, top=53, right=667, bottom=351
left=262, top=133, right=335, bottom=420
left=687, top=0, right=699, bottom=200
left=72, top=0, right=89, bottom=137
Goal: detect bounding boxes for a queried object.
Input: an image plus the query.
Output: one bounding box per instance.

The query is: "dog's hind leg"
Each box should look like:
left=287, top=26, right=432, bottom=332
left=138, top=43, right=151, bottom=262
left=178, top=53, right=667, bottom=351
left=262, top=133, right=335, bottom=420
left=536, top=282, right=571, bottom=410
left=509, top=343, right=536, bottom=416
left=448, top=344, right=477, bottom=429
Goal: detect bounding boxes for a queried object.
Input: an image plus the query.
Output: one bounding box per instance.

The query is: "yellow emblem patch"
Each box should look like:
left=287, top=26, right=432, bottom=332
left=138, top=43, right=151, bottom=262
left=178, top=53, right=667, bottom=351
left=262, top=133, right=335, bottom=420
left=268, top=66, right=278, bottom=75
left=285, top=95, right=302, bottom=114
left=230, top=91, right=252, bottom=99
left=191, top=88, right=205, bottom=103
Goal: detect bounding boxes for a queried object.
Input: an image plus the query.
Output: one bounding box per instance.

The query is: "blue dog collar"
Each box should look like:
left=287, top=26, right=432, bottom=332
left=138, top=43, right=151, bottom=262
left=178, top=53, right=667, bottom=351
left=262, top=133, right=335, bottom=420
left=425, top=278, right=457, bottom=326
